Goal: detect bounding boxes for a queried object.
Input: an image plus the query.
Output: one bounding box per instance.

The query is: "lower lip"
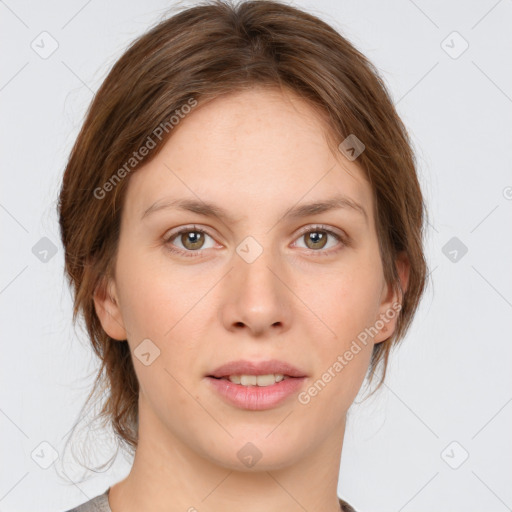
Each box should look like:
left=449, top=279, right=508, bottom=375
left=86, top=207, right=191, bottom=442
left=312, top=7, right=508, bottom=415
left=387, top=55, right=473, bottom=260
left=205, top=376, right=306, bottom=410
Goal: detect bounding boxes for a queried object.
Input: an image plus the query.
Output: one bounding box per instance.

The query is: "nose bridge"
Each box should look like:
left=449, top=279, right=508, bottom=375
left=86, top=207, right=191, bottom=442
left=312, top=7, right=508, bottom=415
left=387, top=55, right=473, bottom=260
left=236, top=233, right=283, bottom=301
left=222, top=233, right=291, bottom=334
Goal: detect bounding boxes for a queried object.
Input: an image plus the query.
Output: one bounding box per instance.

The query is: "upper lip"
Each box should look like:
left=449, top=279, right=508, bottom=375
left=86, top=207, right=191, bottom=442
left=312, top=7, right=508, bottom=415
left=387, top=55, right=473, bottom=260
left=208, top=359, right=307, bottom=378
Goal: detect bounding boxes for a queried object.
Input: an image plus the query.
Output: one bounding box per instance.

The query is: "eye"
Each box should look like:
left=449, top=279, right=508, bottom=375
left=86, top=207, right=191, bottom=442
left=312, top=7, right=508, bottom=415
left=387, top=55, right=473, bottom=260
left=163, top=224, right=347, bottom=259
left=292, top=224, right=346, bottom=255
left=163, top=225, right=216, bottom=258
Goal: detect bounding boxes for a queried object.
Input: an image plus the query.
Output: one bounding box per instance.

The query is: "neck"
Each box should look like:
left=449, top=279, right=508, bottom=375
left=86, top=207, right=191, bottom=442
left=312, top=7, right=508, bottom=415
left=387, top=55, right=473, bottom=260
left=109, top=395, right=346, bottom=512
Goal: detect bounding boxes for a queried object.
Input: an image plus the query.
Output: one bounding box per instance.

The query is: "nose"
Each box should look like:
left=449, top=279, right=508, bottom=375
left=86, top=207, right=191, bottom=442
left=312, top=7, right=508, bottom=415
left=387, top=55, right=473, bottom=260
left=219, top=243, right=293, bottom=338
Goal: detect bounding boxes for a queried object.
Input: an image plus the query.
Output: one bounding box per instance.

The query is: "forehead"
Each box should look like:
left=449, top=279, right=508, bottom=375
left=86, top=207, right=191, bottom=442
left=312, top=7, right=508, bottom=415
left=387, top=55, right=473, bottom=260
left=123, top=87, right=373, bottom=226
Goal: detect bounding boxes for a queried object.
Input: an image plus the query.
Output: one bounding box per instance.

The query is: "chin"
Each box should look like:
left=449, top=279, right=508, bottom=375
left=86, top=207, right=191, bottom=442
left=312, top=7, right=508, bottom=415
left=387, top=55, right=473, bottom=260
left=199, top=431, right=308, bottom=472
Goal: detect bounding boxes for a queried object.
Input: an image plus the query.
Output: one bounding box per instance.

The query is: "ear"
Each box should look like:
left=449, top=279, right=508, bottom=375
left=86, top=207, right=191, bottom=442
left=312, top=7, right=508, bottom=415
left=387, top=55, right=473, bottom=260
left=93, top=276, right=128, bottom=341
left=373, top=251, right=410, bottom=344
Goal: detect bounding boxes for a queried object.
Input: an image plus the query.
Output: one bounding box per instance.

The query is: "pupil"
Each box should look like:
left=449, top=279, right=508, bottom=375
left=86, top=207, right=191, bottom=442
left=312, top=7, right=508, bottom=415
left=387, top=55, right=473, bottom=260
left=183, top=231, right=203, bottom=249
left=308, top=231, right=326, bottom=249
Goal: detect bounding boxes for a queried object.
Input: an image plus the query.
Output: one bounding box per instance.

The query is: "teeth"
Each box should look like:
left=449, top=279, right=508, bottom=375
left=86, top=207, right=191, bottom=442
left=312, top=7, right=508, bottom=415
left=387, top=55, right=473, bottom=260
left=227, top=374, right=286, bottom=386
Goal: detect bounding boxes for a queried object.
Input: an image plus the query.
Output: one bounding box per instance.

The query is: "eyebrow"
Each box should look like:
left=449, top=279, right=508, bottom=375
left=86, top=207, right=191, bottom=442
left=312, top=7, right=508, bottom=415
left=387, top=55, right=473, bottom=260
left=141, top=194, right=368, bottom=225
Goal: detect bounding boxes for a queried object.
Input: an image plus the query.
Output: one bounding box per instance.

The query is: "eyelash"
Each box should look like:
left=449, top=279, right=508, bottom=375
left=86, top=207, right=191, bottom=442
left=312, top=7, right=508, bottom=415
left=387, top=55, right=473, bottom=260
left=163, top=224, right=348, bottom=259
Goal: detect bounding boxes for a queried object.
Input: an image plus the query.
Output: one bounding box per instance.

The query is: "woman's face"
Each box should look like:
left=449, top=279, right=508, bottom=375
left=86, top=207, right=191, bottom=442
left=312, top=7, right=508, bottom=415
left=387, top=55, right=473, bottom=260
left=95, top=86, right=405, bottom=470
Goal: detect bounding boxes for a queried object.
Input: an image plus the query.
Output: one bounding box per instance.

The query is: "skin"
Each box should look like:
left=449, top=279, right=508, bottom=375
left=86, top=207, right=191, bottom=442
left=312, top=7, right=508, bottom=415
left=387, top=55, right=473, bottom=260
left=94, top=86, right=409, bottom=512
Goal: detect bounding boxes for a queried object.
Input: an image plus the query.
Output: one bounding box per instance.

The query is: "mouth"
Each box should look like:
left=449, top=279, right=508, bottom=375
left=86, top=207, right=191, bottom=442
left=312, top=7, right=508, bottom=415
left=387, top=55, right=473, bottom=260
left=207, top=358, right=307, bottom=380
left=206, top=374, right=306, bottom=411
left=205, top=359, right=307, bottom=410
left=208, top=374, right=297, bottom=386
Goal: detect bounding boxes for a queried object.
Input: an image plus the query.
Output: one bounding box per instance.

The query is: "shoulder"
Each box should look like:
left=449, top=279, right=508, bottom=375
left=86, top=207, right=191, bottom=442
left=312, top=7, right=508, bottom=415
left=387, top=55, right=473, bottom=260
left=64, top=489, right=111, bottom=512
left=339, top=497, right=358, bottom=512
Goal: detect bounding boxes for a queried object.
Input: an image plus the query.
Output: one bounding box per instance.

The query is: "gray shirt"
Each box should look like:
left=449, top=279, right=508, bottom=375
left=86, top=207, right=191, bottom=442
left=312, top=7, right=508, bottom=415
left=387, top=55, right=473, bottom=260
left=65, top=488, right=111, bottom=512
left=65, top=487, right=357, bottom=511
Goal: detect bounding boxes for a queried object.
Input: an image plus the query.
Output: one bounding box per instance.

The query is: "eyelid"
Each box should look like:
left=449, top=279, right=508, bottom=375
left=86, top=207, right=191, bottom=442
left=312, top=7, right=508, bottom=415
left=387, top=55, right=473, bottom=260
left=294, top=223, right=347, bottom=242
left=163, top=224, right=217, bottom=246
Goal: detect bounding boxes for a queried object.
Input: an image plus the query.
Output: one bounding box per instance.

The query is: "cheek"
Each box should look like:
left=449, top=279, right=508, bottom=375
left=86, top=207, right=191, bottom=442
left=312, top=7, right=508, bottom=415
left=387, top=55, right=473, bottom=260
left=298, top=273, right=377, bottom=420
left=301, top=253, right=382, bottom=394
left=114, top=245, right=202, bottom=410
left=114, top=241, right=189, bottom=339
left=312, top=254, right=383, bottom=340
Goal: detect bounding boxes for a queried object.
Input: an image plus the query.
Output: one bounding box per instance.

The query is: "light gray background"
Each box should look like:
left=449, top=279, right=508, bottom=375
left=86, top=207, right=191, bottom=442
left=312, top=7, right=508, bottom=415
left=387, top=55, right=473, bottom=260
left=1, top=1, right=511, bottom=511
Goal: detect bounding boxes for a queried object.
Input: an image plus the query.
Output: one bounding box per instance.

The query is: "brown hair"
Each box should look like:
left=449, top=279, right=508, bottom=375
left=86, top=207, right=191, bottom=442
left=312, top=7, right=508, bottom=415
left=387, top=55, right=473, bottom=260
left=58, top=0, right=429, bottom=459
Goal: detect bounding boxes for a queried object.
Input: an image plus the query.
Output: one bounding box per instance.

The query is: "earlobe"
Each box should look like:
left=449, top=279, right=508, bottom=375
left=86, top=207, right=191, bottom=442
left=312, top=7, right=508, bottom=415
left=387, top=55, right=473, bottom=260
left=93, top=277, right=127, bottom=341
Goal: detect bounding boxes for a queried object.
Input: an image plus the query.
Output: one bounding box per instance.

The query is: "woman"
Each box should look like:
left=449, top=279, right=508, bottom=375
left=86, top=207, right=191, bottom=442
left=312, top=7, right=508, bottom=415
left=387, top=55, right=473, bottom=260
left=58, top=1, right=428, bottom=510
